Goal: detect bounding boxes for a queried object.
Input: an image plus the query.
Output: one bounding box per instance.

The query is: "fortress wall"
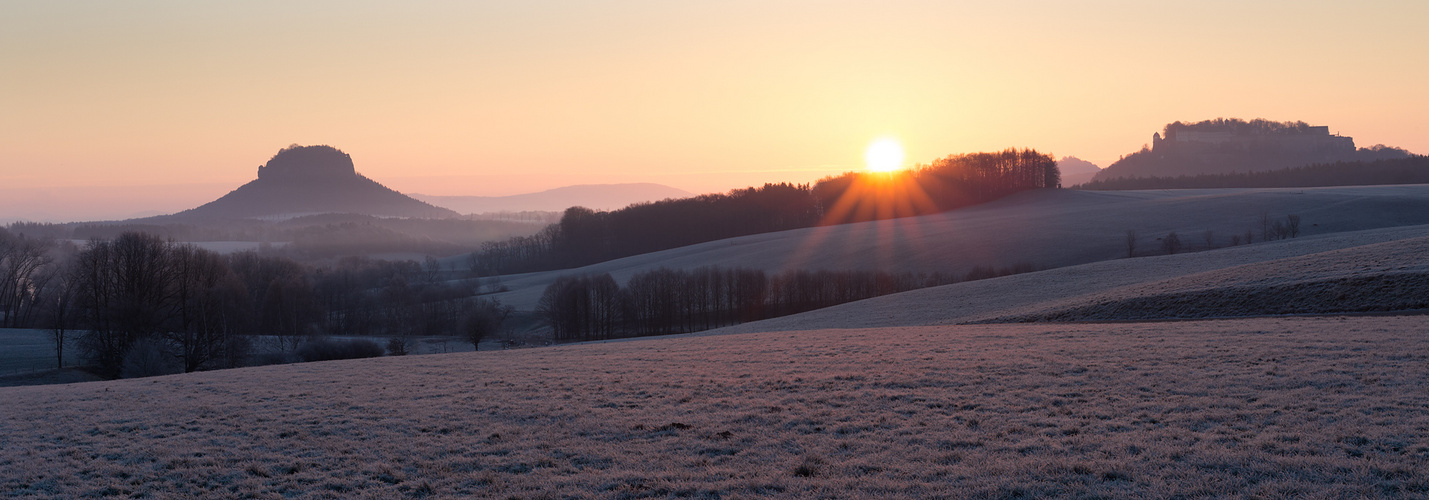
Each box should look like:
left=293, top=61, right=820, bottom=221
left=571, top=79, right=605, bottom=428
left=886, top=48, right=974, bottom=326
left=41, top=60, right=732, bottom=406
left=1158, top=130, right=1355, bottom=154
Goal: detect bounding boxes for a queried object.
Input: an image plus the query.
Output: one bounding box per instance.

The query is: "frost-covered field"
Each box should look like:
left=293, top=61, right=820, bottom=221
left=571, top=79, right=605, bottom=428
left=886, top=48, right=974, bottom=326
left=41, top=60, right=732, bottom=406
left=482, top=185, right=1429, bottom=310
left=3, top=316, right=1427, bottom=498
left=709, top=224, right=1429, bottom=334
left=0, top=329, right=81, bottom=376
left=988, top=234, right=1429, bottom=322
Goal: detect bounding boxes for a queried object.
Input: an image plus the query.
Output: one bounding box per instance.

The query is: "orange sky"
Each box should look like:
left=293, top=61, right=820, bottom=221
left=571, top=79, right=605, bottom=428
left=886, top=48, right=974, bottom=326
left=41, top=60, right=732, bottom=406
left=2, top=1, right=1427, bottom=221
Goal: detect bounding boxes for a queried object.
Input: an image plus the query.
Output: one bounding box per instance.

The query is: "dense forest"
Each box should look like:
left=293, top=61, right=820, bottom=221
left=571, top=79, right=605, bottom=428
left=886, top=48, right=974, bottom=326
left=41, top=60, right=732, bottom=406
left=0, top=229, right=510, bottom=378
left=1078, top=156, right=1429, bottom=190
left=1162, top=118, right=1326, bottom=135
left=473, top=149, right=1059, bottom=275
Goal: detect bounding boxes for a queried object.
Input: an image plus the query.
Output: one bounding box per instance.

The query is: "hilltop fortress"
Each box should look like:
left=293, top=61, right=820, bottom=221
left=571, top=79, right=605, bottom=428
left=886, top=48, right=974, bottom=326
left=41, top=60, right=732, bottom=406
left=1092, top=118, right=1409, bottom=181
left=1151, top=120, right=1355, bottom=156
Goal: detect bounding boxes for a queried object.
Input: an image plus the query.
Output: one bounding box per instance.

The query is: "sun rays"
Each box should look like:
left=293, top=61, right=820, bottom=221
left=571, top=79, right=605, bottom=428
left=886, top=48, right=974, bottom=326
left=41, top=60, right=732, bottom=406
left=784, top=167, right=943, bottom=271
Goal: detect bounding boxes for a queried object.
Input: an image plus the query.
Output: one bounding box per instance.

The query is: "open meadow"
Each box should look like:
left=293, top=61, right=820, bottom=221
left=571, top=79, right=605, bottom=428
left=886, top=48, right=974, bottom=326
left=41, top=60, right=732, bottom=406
left=2, top=316, right=1427, bottom=498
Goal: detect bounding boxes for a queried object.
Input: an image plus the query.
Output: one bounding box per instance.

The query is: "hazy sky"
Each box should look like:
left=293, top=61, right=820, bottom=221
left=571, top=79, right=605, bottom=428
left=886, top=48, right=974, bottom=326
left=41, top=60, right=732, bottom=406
left=3, top=1, right=1426, bottom=221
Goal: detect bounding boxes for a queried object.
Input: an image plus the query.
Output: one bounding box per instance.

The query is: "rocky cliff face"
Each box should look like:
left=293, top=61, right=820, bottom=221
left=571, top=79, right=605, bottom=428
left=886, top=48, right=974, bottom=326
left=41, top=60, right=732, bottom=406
left=256, top=145, right=358, bottom=182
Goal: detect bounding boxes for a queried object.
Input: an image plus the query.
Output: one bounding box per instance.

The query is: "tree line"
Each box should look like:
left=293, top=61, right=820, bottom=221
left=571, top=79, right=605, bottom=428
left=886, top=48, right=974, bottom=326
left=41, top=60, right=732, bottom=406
left=0, top=228, right=510, bottom=379
left=8, top=212, right=549, bottom=264
left=1162, top=118, right=1321, bottom=136
left=474, top=149, right=1059, bottom=275
left=537, top=263, right=1041, bottom=341
left=1123, top=213, right=1303, bottom=258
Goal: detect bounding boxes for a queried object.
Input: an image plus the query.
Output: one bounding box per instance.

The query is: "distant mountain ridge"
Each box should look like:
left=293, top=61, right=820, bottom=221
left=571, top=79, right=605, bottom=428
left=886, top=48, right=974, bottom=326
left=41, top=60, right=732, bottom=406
left=166, top=145, right=458, bottom=221
left=1056, top=157, right=1101, bottom=187
left=1093, top=118, right=1412, bottom=182
left=413, top=183, right=693, bottom=214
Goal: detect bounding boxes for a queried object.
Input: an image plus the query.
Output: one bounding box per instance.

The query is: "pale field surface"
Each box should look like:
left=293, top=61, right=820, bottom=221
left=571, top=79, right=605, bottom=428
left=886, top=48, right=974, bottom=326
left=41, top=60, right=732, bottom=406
left=985, top=234, right=1429, bottom=322
left=1, top=316, right=1426, bottom=498
left=0, top=367, right=104, bottom=388
left=313, top=336, right=493, bottom=355
left=0, top=329, right=83, bottom=376
left=704, top=224, right=1429, bottom=335
left=478, top=185, right=1429, bottom=310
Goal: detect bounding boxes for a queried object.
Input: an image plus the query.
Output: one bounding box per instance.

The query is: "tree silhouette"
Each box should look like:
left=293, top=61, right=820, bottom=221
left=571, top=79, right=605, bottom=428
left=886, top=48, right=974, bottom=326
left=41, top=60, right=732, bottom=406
left=1162, top=232, right=1182, bottom=255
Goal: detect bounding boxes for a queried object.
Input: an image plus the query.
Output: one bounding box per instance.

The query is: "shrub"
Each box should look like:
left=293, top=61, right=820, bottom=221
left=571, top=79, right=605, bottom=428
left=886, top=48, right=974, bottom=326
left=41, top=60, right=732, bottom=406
left=296, top=339, right=385, bottom=362
left=248, top=351, right=293, bottom=366
left=386, top=337, right=412, bottom=356
left=120, top=338, right=183, bottom=379
left=1162, top=232, right=1182, bottom=254
left=793, top=456, right=824, bottom=477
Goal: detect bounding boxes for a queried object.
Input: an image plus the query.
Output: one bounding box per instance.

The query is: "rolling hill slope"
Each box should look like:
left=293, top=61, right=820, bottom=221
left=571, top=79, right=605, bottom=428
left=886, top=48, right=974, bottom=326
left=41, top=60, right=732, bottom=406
left=481, top=184, right=1429, bottom=311
left=701, top=223, right=1429, bottom=334
left=9, top=186, right=1429, bottom=499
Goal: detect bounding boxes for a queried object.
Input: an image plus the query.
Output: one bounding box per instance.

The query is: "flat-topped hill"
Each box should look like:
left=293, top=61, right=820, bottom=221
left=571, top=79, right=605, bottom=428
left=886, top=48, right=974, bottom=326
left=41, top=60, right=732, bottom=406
left=1092, top=118, right=1412, bottom=181
left=166, top=145, right=458, bottom=221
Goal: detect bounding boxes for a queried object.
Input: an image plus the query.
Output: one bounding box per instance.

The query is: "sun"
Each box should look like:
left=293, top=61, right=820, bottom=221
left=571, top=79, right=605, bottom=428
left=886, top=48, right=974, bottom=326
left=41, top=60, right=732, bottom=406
left=864, top=138, right=905, bottom=173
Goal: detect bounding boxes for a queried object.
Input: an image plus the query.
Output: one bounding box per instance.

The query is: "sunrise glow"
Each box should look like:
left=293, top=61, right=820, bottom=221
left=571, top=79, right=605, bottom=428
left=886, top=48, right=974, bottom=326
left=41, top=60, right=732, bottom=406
left=865, top=139, right=906, bottom=173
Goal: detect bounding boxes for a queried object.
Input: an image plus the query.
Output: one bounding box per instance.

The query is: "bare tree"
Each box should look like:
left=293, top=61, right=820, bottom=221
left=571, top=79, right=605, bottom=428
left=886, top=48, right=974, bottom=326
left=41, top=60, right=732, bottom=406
left=1162, top=232, right=1182, bottom=255
left=1272, top=220, right=1288, bottom=240
left=0, top=229, right=56, bottom=329
left=1230, top=234, right=1241, bottom=246
left=461, top=298, right=512, bottom=351
left=465, top=251, right=481, bottom=278
left=1202, top=230, right=1215, bottom=249
left=168, top=245, right=247, bottom=373
left=229, top=251, right=316, bottom=352
left=264, top=277, right=319, bottom=353
left=74, top=232, right=177, bottom=378
left=1260, top=212, right=1271, bottom=242
left=482, top=275, right=507, bottom=294
left=120, top=338, right=181, bottom=378
left=537, top=273, right=623, bottom=341
left=422, top=256, right=442, bottom=285
left=1286, top=215, right=1302, bottom=238
left=386, top=336, right=414, bottom=356
left=42, top=265, right=77, bottom=369
left=1244, top=229, right=1255, bottom=245
left=1125, top=230, right=1137, bottom=258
